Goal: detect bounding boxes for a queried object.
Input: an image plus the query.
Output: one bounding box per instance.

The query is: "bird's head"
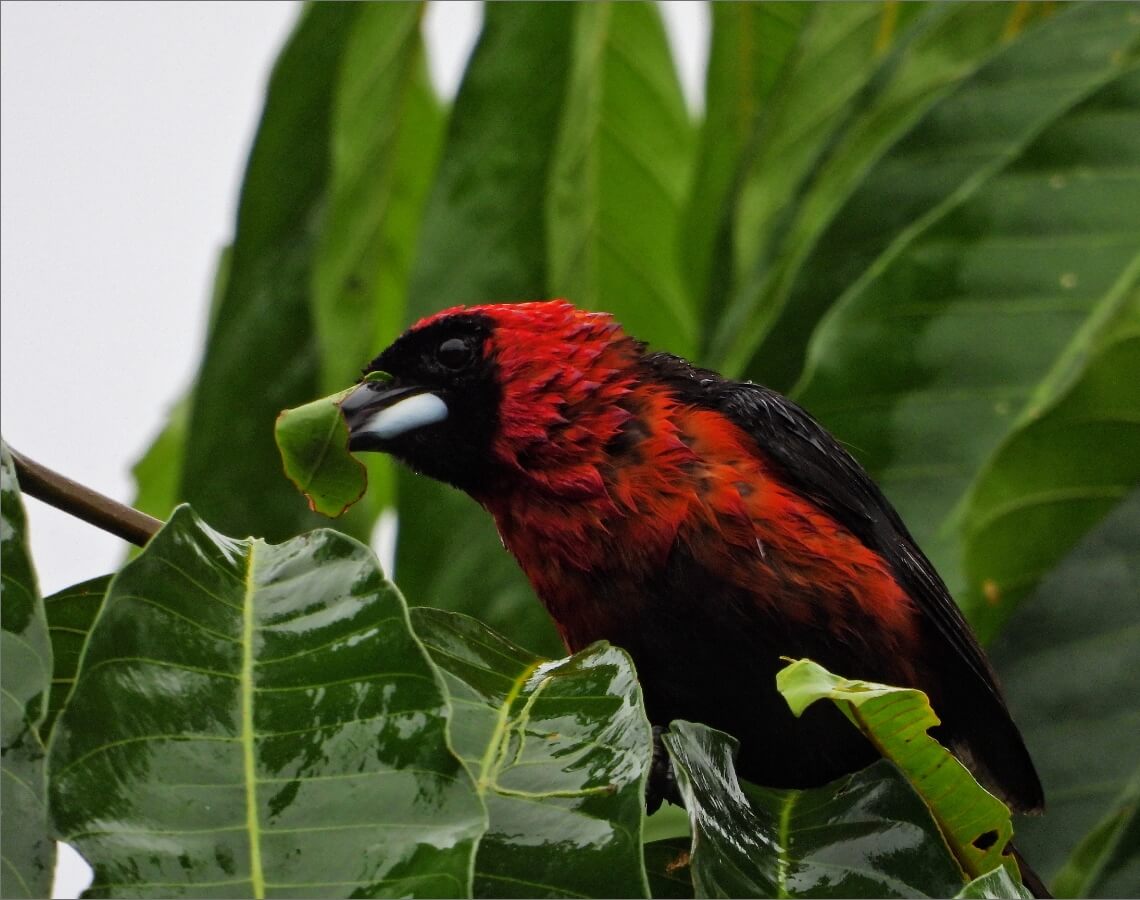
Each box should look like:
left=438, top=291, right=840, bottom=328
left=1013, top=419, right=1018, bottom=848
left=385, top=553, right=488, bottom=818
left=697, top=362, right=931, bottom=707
left=341, top=300, right=644, bottom=499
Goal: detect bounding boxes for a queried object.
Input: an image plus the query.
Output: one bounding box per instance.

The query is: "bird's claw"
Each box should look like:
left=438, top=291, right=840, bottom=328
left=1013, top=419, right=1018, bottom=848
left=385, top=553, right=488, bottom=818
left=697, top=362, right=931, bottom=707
left=646, top=724, right=684, bottom=814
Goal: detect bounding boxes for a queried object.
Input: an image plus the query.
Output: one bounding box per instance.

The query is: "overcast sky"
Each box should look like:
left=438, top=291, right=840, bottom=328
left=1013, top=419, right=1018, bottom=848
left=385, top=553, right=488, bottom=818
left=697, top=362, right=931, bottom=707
left=0, top=3, right=707, bottom=895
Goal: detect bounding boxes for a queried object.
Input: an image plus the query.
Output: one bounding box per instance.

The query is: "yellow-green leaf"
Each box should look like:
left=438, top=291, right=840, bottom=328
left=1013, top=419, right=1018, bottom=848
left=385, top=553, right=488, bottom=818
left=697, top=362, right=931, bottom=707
left=777, top=658, right=1021, bottom=884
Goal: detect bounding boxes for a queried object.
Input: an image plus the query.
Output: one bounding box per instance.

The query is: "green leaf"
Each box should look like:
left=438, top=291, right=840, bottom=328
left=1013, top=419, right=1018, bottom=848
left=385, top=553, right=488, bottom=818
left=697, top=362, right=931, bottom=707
left=792, top=5, right=1140, bottom=598
left=410, top=607, right=652, bottom=899
left=178, top=4, right=369, bottom=543
left=956, top=866, right=1033, bottom=899
left=406, top=1, right=576, bottom=317
left=1052, top=769, right=1139, bottom=900
left=681, top=2, right=810, bottom=315
left=642, top=837, right=692, bottom=900
left=961, top=289, right=1140, bottom=637
left=663, top=721, right=966, bottom=898
left=547, top=1, right=697, bottom=357
left=0, top=442, right=55, bottom=898
left=49, top=506, right=485, bottom=898
left=716, top=2, right=1025, bottom=379
left=777, top=658, right=1020, bottom=884
left=989, top=489, right=1140, bottom=897
left=313, top=3, right=441, bottom=394
left=274, top=389, right=367, bottom=518
left=42, top=575, right=112, bottom=741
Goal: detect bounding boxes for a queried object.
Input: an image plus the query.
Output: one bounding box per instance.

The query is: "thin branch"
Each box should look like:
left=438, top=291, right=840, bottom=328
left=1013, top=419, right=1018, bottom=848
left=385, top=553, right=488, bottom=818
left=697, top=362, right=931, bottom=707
left=9, top=448, right=162, bottom=547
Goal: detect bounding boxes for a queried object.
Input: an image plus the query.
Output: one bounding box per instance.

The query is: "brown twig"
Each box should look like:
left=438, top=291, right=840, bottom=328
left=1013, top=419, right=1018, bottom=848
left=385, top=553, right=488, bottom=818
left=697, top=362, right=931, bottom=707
left=9, top=447, right=162, bottom=547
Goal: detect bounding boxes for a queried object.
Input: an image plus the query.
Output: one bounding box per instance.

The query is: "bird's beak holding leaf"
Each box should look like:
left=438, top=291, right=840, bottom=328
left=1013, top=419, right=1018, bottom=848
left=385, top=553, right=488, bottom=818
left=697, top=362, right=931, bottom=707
left=340, top=378, right=449, bottom=452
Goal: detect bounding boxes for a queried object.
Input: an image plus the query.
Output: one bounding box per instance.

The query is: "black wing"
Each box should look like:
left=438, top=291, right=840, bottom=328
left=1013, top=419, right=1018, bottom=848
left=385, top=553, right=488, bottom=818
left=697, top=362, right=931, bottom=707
left=642, top=351, right=1044, bottom=812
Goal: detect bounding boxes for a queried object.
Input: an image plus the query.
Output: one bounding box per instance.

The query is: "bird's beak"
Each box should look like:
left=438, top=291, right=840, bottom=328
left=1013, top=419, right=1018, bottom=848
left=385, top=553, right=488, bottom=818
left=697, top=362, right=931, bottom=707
left=340, top=381, right=449, bottom=452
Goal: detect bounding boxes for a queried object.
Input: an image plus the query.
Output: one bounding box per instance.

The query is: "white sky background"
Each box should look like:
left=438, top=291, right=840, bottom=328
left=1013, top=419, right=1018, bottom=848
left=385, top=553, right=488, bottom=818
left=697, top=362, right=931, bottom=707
left=0, top=2, right=708, bottom=896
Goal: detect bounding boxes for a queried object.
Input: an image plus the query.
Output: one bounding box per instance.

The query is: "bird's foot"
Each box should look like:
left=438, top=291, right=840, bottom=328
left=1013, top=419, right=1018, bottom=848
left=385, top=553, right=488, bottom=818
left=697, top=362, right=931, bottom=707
left=646, top=724, right=684, bottom=814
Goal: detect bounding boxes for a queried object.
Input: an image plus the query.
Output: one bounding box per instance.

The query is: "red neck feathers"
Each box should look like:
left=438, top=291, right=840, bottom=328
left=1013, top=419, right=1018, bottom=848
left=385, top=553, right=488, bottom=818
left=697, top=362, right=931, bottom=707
left=414, top=301, right=914, bottom=654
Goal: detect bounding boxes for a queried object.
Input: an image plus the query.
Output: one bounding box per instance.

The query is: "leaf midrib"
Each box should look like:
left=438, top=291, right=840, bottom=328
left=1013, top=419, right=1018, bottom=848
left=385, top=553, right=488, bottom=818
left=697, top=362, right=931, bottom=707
left=241, top=540, right=265, bottom=899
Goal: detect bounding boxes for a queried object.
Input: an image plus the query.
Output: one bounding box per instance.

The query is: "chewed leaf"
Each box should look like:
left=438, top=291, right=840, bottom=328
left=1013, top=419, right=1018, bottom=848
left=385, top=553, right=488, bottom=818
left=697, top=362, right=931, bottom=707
left=275, top=388, right=366, bottom=517
left=777, top=658, right=1021, bottom=886
left=409, top=608, right=653, bottom=898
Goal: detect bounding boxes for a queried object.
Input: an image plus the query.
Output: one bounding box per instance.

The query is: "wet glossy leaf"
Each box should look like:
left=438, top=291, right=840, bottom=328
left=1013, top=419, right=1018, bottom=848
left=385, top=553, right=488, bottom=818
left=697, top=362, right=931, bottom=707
left=547, top=1, right=696, bottom=357
left=956, top=866, right=1032, bottom=899
left=275, top=389, right=366, bottom=518
left=793, top=5, right=1140, bottom=603
left=49, top=506, right=484, bottom=898
left=778, top=658, right=1019, bottom=883
left=1, top=442, right=55, bottom=898
left=42, top=574, right=112, bottom=741
left=663, top=721, right=965, bottom=898
left=961, top=292, right=1140, bottom=638
left=410, top=607, right=652, bottom=899
left=990, top=490, right=1140, bottom=897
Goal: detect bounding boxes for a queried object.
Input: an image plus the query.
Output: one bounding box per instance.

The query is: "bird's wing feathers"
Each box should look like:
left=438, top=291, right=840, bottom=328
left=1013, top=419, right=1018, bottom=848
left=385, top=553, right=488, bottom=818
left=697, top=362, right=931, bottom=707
left=715, top=381, right=1044, bottom=812
left=641, top=352, right=1004, bottom=708
left=641, top=353, right=1042, bottom=810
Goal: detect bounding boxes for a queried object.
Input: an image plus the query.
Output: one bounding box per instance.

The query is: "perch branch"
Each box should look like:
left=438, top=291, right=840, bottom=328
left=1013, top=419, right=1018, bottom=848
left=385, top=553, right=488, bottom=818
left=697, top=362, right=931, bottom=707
left=9, top=447, right=162, bottom=547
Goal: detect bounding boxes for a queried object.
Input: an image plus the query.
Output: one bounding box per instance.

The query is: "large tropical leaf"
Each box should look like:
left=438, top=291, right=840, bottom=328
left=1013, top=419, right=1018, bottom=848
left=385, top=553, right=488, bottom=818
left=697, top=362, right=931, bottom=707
left=990, top=489, right=1140, bottom=898
left=793, top=5, right=1140, bottom=604
left=547, top=1, right=696, bottom=356
left=179, top=3, right=439, bottom=543
left=48, top=507, right=485, bottom=898
left=405, top=1, right=575, bottom=318
left=410, top=608, right=651, bottom=899
left=956, top=867, right=1036, bottom=900
left=313, top=3, right=441, bottom=393
left=708, top=1, right=918, bottom=366
left=715, top=2, right=1034, bottom=378
left=0, top=442, right=55, bottom=898
left=663, top=721, right=968, bottom=898
left=961, top=289, right=1140, bottom=637
left=680, top=2, right=810, bottom=316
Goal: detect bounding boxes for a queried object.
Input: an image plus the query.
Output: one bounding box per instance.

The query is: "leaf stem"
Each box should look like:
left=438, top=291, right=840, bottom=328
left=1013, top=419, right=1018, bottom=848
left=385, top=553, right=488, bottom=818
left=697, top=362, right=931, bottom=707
left=9, top=447, right=161, bottom=547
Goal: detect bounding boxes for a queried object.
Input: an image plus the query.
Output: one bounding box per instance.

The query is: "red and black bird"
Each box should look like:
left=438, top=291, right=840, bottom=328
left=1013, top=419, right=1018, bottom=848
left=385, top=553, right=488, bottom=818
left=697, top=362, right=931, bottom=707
left=341, top=300, right=1044, bottom=847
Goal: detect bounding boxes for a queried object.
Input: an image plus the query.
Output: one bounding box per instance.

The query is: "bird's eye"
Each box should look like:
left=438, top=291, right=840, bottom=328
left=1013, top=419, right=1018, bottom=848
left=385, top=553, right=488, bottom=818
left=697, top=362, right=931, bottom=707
left=436, top=337, right=474, bottom=371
